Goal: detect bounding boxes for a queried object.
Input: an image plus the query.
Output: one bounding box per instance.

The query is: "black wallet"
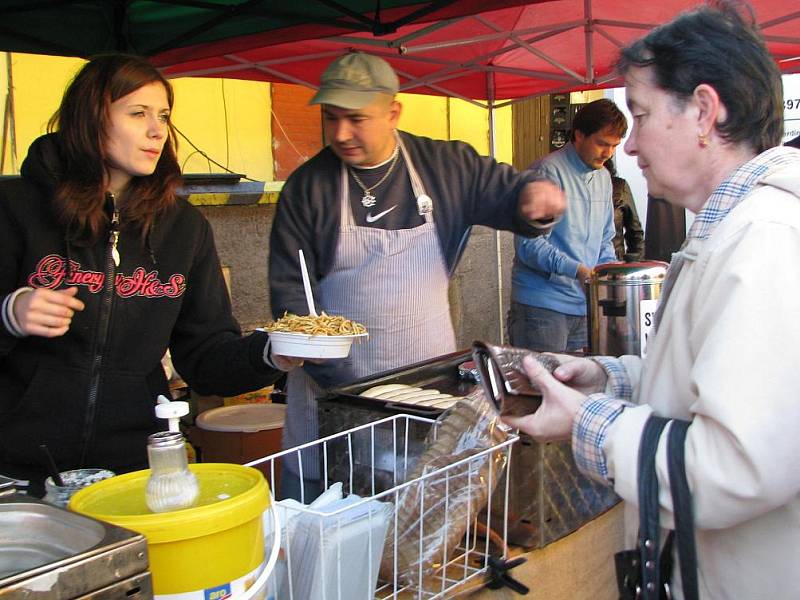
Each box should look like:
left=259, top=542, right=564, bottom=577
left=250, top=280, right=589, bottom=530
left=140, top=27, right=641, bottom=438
left=471, top=341, right=559, bottom=417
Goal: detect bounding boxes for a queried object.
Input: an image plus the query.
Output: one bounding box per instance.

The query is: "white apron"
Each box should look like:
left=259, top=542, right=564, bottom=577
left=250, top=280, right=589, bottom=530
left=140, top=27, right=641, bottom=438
left=282, top=137, right=456, bottom=479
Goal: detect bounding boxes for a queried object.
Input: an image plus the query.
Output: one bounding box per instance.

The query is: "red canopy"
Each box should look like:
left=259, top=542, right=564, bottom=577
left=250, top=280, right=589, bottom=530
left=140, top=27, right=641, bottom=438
left=156, top=0, right=800, bottom=102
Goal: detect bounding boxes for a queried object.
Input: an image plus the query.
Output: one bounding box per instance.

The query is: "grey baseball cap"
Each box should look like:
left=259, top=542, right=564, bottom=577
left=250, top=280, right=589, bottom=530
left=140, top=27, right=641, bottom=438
left=310, top=53, right=399, bottom=109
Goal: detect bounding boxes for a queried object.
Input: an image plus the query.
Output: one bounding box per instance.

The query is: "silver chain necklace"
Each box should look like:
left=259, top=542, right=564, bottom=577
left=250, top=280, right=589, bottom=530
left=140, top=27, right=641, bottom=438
left=348, top=145, right=401, bottom=208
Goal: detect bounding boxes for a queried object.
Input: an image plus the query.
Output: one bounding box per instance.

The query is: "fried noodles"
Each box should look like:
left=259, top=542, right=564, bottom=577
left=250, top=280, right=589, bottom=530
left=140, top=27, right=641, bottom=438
left=266, top=311, right=367, bottom=336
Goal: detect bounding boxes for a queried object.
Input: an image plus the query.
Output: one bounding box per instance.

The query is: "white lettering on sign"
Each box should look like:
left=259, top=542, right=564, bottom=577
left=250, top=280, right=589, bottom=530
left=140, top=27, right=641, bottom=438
left=639, top=299, right=659, bottom=357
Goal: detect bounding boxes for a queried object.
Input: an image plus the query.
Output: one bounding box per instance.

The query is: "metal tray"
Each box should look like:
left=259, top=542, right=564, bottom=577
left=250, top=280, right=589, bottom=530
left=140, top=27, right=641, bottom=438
left=325, top=349, right=476, bottom=416
left=0, top=492, right=149, bottom=599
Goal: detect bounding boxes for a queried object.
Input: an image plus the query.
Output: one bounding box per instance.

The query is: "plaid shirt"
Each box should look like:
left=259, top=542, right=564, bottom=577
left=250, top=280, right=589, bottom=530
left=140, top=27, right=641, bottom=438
left=573, top=146, right=800, bottom=483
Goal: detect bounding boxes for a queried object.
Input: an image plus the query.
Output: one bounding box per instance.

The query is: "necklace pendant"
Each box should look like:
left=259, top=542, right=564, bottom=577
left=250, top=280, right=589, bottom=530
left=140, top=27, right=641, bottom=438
left=361, top=192, right=376, bottom=208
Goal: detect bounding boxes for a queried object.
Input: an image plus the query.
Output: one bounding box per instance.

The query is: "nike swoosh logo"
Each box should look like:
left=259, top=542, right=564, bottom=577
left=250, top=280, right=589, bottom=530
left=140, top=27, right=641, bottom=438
left=366, top=205, right=397, bottom=223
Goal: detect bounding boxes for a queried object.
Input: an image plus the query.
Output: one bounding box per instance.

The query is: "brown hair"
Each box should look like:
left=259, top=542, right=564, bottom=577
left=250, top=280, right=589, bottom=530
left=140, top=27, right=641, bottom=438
left=570, top=99, right=628, bottom=142
left=48, top=54, right=182, bottom=244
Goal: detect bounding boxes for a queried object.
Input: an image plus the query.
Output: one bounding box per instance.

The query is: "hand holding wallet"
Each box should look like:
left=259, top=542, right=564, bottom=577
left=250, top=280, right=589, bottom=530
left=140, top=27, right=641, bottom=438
left=471, top=341, right=561, bottom=418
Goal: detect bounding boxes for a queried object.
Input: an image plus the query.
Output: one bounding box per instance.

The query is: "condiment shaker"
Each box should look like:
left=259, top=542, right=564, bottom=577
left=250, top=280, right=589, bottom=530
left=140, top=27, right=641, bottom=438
left=145, top=431, right=199, bottom=513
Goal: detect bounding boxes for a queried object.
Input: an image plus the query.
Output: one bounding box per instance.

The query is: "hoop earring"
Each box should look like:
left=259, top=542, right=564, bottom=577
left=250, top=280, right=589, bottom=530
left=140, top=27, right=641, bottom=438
left=698, top=133, right=709, bottom=148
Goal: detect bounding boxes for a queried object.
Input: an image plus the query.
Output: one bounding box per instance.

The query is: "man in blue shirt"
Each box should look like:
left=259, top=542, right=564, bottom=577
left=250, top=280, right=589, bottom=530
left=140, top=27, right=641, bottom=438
left=509, top=99, right=627, bottom=352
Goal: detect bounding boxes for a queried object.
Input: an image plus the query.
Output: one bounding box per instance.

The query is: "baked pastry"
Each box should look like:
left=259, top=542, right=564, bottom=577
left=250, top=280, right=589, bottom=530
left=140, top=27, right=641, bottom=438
left=361, top=384, right=462, bottom=407
left=361, top=383, right=414, bottom=398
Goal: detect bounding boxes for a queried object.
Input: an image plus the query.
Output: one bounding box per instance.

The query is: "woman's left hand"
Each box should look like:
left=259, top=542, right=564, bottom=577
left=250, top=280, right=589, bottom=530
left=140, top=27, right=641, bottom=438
left=501, top=355, right=587, bottom=442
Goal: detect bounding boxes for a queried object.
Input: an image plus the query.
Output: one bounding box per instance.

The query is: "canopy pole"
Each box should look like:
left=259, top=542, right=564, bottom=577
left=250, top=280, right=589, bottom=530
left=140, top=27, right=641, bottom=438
left=1, top=55, right=8, bottom=173
left=487, top=71, right=506, bottom=344
left=584, top=0, right=595, bottom=84
left=1, top=52, right=16, bottom=174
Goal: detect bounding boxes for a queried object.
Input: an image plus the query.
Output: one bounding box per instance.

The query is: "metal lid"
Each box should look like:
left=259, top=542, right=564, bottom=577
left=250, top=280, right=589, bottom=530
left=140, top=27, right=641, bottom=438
left=147, top=430, right=185, bottom=448
left=591, top=260, right=669, bottom=285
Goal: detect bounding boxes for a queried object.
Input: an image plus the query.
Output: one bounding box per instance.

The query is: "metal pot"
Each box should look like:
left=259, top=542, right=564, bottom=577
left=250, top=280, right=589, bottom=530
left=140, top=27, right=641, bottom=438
left=588, top=260, right=669, bottom=357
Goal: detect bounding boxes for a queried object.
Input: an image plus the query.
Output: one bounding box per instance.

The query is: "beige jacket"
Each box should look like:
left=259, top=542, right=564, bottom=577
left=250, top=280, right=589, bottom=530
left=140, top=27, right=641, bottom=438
left=605, top=167, right=800, bottom=599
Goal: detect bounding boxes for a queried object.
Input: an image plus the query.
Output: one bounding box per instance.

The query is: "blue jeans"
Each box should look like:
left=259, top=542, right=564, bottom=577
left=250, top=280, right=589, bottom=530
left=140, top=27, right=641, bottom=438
left=507, top=301, right=588, bottom=353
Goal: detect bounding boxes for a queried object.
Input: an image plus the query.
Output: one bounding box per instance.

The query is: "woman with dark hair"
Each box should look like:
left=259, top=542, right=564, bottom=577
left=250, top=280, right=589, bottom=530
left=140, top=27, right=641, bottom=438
left=505, top=2, right=800, bottom=597
left=0, top=54, right=299, bottom=495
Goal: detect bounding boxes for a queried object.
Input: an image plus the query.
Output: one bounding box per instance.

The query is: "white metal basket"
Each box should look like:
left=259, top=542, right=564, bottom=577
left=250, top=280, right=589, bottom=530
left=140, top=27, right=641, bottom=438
left=246, top=413, right=518, bottom=600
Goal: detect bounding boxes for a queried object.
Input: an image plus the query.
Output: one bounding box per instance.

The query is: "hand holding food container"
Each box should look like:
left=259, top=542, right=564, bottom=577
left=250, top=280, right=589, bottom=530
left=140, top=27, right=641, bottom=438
left=266, top=249, right=369, bottom=359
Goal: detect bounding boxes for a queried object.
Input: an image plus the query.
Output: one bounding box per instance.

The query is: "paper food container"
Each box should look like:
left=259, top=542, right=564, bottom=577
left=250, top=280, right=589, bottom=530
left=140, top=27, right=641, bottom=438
left=268, top=331, right=368, bottom=359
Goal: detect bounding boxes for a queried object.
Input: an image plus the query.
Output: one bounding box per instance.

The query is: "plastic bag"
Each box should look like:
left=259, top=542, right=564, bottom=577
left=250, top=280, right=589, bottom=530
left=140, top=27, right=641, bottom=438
left=379, top=391, right=510, bottom=587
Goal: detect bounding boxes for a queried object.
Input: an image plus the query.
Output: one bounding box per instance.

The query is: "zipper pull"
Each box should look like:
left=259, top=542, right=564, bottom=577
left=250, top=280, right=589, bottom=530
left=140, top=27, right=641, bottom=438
left=110, top=208, right=120, bottom=267
left=111, top=232, right=120, bottom=267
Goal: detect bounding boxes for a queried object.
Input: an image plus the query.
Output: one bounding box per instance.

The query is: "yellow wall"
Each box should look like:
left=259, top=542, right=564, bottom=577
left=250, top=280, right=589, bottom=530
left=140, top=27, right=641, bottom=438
left=0, top=53, right=80, bottom=173
left=450, top=100, right=488, bottom=155
left=398, top=93, right=448, bottom=140
left=0, top=52, right=515, bottom=181
left=171, top=77, right=272, bottom=181
left=571, top=90, right=605, bottom=104
left=397, top=93, right=513, bottom=164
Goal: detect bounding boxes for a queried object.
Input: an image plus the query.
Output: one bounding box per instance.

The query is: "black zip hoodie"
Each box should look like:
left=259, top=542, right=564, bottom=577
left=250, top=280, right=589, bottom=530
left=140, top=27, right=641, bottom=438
left=0, top=134, right=280, bottom=491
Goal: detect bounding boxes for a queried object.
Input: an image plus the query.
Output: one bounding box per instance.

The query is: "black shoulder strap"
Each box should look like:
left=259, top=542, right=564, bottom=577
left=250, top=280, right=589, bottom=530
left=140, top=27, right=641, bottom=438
left=667, top=419, right=698, bottom=600
left=638, top=415, right=670, bottom=600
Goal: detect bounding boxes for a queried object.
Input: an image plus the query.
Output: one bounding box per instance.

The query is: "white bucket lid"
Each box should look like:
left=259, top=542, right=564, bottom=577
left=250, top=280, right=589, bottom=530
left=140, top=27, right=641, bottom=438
left=196, top=403, right=286, bottom=433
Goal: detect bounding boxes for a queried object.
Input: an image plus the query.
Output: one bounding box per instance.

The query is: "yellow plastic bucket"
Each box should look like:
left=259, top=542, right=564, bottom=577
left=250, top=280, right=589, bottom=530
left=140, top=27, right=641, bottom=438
left=69, top=463, right=269, bottom=599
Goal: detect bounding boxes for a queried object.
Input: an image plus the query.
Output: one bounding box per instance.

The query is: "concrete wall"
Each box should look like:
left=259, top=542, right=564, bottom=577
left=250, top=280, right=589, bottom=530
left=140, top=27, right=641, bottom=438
left=450, top=226, right=516, bottom=346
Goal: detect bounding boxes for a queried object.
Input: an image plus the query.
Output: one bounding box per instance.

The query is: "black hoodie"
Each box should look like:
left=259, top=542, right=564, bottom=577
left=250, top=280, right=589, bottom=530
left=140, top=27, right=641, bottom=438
left=0, top=134, right=280, bottom=492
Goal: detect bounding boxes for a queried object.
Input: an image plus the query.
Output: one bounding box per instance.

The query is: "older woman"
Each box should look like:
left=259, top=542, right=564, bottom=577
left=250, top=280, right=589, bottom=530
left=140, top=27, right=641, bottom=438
left=505, top=2, right=800, bottom=598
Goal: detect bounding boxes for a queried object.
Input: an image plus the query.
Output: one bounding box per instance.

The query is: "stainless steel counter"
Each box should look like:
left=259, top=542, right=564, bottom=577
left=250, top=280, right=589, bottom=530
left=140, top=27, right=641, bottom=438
left=0, top=479, right=151, bottom=599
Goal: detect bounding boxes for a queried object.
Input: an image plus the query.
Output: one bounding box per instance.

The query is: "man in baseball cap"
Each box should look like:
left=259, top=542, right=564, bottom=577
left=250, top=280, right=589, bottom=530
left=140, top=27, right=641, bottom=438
left=270, top=51, right=565, bottom=500
left=310, top=52, right=399, bottom=109
left=308, top=53, right=402, bottom=168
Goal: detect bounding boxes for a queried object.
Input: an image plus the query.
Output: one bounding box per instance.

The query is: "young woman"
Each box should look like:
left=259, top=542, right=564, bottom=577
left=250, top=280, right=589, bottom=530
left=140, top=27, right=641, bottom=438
left=0, top=54, right=298, bottom=495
